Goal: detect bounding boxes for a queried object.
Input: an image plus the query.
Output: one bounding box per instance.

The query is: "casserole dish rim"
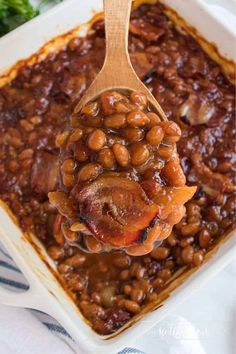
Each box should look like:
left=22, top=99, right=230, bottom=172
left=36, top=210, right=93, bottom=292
left=0, top=1, right=235, bottom=353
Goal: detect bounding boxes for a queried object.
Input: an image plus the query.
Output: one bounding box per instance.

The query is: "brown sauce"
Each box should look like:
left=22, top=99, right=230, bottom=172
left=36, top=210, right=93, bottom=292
left=0, top=2, right=235, bottom=334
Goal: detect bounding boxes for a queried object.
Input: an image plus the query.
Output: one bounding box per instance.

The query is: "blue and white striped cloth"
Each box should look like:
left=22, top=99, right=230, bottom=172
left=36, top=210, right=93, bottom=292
left=0, top=245, right=145, bottom=354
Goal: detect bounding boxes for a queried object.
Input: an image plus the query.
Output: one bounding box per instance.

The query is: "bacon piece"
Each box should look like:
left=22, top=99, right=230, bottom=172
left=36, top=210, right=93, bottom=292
left=153, top=186, right=196, bottom=219
left=142, top=179, right=196, bottom=220
left=130, top=52, right=154, bottom=79
left=31, top=151, right=59, bottom=197
left=130, top=19, right=165, bottom=42
left=76, top=176, right=160, bottom=247
left=191, top=153, right=235, bottom=193
left=178, top=94, right=215, bottom=125
left=48, top=192, right=76, bottom=219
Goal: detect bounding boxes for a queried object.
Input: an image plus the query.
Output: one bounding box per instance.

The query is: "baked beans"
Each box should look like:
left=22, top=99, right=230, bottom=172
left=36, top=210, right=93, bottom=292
left=0, top=1, right=234, bottom=336
left=49, top=90, right=195, bottom=256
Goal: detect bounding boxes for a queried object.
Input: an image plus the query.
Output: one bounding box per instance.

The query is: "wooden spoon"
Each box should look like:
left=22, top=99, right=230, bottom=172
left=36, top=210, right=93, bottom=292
left=74, top=0, right=167, bottom=121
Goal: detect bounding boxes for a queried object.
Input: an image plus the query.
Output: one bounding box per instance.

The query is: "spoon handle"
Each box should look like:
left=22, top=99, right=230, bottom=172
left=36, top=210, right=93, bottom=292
left=104, top=0, right=132, bottom=65
left=75, top=0, right=167, bottom=120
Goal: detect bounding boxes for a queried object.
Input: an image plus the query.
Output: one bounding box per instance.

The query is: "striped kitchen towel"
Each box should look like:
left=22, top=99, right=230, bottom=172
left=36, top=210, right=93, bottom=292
left=0, top=245, right=145, bottom=354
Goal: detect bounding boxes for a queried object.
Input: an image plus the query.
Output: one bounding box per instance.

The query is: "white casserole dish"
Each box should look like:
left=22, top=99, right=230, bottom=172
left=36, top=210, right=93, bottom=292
left=0, top=1, right=235, bottom=353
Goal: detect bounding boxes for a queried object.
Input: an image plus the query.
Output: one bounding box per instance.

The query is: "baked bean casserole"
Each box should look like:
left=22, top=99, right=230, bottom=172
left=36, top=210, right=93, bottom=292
left=0, top=2, right=235, bottom=335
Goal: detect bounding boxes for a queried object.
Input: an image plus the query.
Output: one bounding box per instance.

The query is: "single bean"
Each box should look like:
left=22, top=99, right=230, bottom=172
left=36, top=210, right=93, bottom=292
left=138, top=279, right=152, bottom=294
left=158, top=268, right=172, bottom=280
left=87, top=129, right=106, bottom=151
left=98, top=148, right=116, bottom=169
left=179, top=237, right=194, bottom=248
left=146, top=126, right=164, bottom=146
left=181, top=222, right=200, bottom=237
left=153, top=277, right=164, bottom=289
left=63, top=253, right=86, bottom=267
left=130, top=288, right=144, bottom=303
left=62, top=174, right=76, bottom=188
left=85, top=236, right=102, bottom=253
left=167, top=233, right=177, bottom=247
left=68, top=128, right=83, bottom=142
left=181, top=245, right=194, bottom=264
left=55, top=131, right=70, bottom=147
left=18, top=149, right=34, bottom=160
left=160, top=121, right=181, bottom=143
left=123, top=284, right=132, bottom=295
left=112, top=143, right=130, bottom=167
left=199, top=229, right=211, bottom=249
left=67, top=275, right=84, bottom=292
left=113, top=254, right=131, bottom=268
left=193, top=251, right=204, bottom=266
left=104, top=113, right=127, bottom=128
left=186, top=203, right=201, bottom=217
left=151, top=247, right=169, bottom=260
left=127, top=110, right=150, bottom=127
left=147, top=293, right=158, bottom=301
left=146, top=112, right=161, bottom=127
left=115, top=101, right=134, bottom=113
left=123, top=127, right=144, bottom=142
left=130, top=142, right=150, bottom=166
left=81, top=101, right=99, bottom=116
left=61, top=159, right=77, bottom=174
left=162, top=158, right=186, bottom=186
left=123, top=299, right=141, bottom=314
left=130, top=91, right=147, bottom=108
left=77, top=163, right=103, bottom=182
left=156, top=145, right=174, bottom=159
left=30, top=115, right=42, bottom=125
left=19, top=119, right=34, bottom=132
left=74, top=142, right=90, bottom=162
left=80, top=301, right=106, bottom=320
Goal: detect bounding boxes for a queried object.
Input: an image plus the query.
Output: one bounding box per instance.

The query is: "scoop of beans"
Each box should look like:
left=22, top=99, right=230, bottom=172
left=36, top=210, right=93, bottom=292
left=51, top=90, right=192, bottom=255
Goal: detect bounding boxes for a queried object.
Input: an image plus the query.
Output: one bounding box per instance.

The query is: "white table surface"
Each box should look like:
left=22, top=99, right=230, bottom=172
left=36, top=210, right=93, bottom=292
left=12, top=1, right=236, bottom=353
left=131, top=259, right=236, bottom=354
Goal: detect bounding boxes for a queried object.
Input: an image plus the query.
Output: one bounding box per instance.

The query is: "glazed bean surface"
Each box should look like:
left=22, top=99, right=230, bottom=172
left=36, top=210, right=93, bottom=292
left=0, top=2, right=235, bottom=335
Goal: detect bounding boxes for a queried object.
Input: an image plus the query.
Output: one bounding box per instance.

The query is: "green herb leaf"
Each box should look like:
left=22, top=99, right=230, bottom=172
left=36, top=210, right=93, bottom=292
left=0, top=0, right=62, bottom=37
